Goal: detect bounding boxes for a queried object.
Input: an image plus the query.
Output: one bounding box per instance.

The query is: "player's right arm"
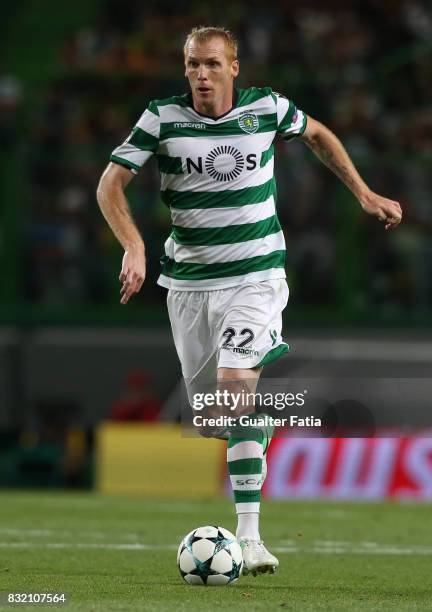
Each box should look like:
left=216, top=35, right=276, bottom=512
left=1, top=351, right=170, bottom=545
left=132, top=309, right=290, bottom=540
left=96, top=162, right=146, bottom=305
left=97, top=101, right=160, bottom=304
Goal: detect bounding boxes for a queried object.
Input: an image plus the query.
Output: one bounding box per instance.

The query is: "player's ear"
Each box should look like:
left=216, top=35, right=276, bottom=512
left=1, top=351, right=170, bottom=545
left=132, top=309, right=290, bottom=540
left=231, top=59, right=239, bottom=78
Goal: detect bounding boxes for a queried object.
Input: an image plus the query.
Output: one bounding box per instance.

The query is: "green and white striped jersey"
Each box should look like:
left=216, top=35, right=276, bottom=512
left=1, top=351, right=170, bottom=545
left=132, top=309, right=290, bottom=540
left=110, top=86, right=307, bottom=290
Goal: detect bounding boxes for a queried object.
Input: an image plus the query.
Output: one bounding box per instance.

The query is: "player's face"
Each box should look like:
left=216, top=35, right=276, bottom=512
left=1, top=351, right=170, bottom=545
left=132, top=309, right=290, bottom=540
left=184, top=37, right=239, bottom=110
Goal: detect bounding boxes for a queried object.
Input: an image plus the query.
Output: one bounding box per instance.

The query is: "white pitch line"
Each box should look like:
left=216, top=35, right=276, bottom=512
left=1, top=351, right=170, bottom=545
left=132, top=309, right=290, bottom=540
left=273, top=544, right=432, bottom=555
left=1, top=541, right=432, bottom=555
left=0, top=528, right=53, bottom=536
left=0, top=542, right=177, bottom=551
left=0, top=528, right=148, bottom=540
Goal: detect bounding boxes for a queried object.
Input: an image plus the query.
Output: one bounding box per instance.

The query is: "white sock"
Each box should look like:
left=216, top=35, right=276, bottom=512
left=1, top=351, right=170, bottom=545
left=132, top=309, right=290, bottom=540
left=236, top=512, right=260, bottom=541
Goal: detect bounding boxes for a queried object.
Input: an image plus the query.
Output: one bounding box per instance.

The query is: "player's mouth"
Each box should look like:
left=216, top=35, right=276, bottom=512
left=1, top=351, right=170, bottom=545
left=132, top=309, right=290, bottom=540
left=197, top=86, right=212, bottom=94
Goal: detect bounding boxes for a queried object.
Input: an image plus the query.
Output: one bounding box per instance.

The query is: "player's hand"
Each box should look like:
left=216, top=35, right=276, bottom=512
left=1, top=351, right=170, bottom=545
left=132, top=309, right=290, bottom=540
left=360, top=191, right=402, bottom=230
left=119, top=245, right=146, bottom=305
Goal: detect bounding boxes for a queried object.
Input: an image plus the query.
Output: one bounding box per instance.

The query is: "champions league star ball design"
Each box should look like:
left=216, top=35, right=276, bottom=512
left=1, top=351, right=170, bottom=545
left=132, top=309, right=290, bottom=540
left=177, top=526, right=243, bottom=586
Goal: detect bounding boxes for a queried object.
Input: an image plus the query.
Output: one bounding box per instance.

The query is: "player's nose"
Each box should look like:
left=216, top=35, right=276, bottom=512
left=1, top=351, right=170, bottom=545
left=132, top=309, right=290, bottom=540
left=197, top=65, right=208, bottom=80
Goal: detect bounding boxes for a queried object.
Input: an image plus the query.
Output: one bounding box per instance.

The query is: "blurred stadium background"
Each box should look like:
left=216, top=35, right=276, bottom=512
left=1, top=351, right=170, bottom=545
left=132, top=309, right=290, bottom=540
left=1, top=0, right=431, bottom=499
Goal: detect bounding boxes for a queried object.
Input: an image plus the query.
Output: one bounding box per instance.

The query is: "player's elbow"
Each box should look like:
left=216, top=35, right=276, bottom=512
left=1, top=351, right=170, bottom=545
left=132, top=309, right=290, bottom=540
left=96, top=177, right=106, bottom=204
left=300, top=116, right=329, bottom=145
left=97, top=163, right=131, bottom=202
left=96, top=168, right=122, bottom=206
left=96, top=178, right=111, bottom=211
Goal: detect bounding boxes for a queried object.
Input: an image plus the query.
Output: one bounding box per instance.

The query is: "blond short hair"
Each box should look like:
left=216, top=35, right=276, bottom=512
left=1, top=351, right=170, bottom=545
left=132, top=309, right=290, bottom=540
left=183, top=26, right=238, bottom=61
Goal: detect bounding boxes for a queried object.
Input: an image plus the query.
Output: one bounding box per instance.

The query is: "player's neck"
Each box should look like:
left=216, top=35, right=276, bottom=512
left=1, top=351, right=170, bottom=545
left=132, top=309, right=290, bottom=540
left=192, top=88, right=236, bottom=119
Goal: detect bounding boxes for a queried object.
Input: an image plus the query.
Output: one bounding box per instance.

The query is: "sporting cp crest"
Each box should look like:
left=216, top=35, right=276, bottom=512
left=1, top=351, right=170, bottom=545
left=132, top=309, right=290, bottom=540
left=238, top=112, right=259, bottom=134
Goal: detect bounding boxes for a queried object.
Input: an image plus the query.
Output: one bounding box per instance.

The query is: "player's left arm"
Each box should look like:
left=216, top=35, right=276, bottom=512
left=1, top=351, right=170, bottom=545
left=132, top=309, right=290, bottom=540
left=300, top=116, right=402, bottom=230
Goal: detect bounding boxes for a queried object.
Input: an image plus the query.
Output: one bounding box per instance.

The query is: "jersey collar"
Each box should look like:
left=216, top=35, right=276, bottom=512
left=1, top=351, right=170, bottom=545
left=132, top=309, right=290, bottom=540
left=187, top=88, right=238, bottom=121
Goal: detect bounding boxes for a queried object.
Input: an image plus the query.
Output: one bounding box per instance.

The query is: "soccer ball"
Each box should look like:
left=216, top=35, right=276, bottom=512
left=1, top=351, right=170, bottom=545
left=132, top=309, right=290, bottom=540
left=177, top=525, right=243, bottom=586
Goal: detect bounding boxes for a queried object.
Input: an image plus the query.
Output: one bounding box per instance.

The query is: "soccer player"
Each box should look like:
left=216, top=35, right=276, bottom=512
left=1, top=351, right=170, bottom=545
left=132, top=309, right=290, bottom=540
left=97, top=26, right=402, bottom=575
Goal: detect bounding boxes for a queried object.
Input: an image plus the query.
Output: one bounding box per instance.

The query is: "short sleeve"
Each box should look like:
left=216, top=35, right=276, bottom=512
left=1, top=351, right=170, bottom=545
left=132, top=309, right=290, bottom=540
left=274, top=91, right=307, bottom=141
left=110, top=100, right=160, bottom=174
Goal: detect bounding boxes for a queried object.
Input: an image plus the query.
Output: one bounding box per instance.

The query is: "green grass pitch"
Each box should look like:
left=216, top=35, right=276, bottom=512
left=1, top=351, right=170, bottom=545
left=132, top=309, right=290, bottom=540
left=0, top=492, right=431, bottom=611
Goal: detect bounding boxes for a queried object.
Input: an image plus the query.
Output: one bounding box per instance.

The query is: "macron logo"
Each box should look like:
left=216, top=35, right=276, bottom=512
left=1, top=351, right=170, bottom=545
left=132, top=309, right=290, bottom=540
left=174, top=122, right=206, bottom=129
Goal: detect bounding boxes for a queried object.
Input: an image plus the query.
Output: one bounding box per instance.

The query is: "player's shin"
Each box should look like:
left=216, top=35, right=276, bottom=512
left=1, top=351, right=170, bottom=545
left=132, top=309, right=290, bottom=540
left=227, top=428, right=264, bottom=541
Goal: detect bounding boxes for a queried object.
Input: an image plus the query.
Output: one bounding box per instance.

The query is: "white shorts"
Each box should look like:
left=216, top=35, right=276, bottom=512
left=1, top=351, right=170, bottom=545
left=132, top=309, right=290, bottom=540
left=167, top=279, right=289, bottom=385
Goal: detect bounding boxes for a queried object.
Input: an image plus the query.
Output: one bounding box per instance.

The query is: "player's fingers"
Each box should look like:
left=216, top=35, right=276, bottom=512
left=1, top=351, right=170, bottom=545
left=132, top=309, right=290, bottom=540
left=120, top=276, right=134, bottom=293
left=120, top=274, right=144, bottom=301
left=135, top=271, right=146, bottom=290
left=385, top=211, right=402, bottom=227
left=126, top=268, right=136, bottom=284
left=120, top=268, right=145, bottom=302
left=121, top=272, right=134, bottom=294
left=119, top=269, right=127, bottom=283
left=378, top=203, right=402, bottom=225
left=386, top=204, right=402, bottom=219
left=385, top=217, right=402, bottom=230
left=128, top=271, right=141, bottom=293
left=385, top=198, right=401, bottom=208
left=387, top=208, right=402, bottom=224
left=388, top=199, right=402, bottom=213
left=120, top=292, right=130, bottom=305
left=130, top=269, right=146, bottom=291
left=120, top=285, right=135, bottom=304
